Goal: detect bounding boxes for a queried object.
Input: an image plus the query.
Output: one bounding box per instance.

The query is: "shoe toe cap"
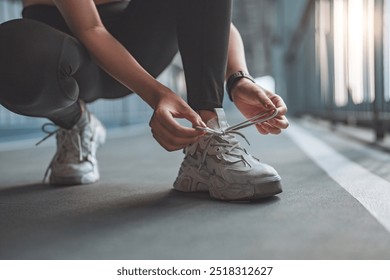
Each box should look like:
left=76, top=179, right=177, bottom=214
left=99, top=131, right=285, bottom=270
left=224, top=162, right=281, bottom=184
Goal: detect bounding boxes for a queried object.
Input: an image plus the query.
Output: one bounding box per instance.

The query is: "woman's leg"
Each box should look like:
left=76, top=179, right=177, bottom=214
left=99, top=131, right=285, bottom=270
left=176, top=0, right=232, bottom=111
left=113, top=0, right=232, bottom=111
left=110, top=0, right=179, bottom=82
left=20, top=4, right=131, bottom=105
left=0, top=18, right=86, bottom=128
left=0, top=4, right=133, bottom=128
left=0, top=15, right=109, bottom=185
left=0, top=0, right=231, bottom=128
left=13, top=1, right=180, bottom=104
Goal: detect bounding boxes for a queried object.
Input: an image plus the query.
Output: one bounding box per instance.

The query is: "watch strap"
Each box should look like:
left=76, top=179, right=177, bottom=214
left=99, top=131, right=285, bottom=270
left=226, top=71, right=255, bottom=101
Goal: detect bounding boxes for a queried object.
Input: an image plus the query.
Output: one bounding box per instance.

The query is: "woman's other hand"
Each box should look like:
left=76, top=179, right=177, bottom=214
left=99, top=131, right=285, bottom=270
left=231, top=79, right=289, bottom=135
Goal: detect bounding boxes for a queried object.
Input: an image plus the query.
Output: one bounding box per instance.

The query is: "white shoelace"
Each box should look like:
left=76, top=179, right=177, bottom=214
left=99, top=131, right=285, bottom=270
left=196, top=109, right=279, bottom=137
left=195, top=109, right=279, bottom=169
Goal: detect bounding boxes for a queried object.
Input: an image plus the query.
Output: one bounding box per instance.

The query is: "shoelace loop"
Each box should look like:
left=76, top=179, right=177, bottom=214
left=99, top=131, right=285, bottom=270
left=196, top=108, right=278, bottom=136
left=35, top=123, right=59, bottom=146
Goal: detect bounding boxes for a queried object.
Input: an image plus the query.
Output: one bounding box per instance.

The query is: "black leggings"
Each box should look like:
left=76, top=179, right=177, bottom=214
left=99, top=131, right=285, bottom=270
left=0, top=0, right=232, bottom=128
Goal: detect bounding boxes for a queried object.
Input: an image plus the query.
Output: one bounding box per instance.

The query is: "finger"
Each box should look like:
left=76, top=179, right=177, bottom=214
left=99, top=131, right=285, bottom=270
left=152, top=132, right=198, bottom=151
left=256, top=121, right=282, bottom=135
left=268, top=116, right=289, bottom=129
left=266, top=125, right=282, bottom=135
left=269, top=94, right=287, bottom=116
left=157, top=108, right=203, bottom=138
left=253, top=87, right=276, bottom=110
left=255, top=123, right=270, bottom=135
left=182, top=107, right=207, bottom=128
left=152, top=135, right=187, bottom=151
left=260, top=122, right=282, bottom=135
left=151, top=122, right=200, bottom=151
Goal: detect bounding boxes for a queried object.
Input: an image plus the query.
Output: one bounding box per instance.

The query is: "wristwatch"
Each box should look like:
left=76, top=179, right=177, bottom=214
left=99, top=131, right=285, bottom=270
left=226, top=71, right=255, bottom=101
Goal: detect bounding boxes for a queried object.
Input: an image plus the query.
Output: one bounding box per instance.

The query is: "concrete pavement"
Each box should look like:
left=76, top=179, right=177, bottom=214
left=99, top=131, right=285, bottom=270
left=1, top=114, right=390, bottom=259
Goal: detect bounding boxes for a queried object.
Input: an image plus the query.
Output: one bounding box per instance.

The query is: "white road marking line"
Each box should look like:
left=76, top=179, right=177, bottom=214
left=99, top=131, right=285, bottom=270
left=286, top=122, right=390, bottom=233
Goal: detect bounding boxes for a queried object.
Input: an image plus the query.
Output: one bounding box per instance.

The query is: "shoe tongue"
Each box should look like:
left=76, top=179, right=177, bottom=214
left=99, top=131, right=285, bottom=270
left=206, top=117, right=220, bottom=130
left=76, top=110, right=90, bottom=128
left=206, top=108, right=229, bottom=130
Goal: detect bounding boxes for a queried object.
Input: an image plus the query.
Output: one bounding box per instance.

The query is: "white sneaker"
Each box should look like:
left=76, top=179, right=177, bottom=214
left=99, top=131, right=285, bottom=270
left=41, top=111, right=106, bottom=185
left=173, top=108, right=282, bottom=201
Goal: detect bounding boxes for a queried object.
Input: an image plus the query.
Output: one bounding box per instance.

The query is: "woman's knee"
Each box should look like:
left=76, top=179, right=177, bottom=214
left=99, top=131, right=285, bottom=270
left=0, top=19, right=89, bottom=116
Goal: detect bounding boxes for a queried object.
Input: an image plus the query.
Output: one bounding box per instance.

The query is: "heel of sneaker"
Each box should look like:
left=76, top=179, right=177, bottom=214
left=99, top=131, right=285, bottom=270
left=92, top=116, right=106, bottom=146
left=173, top=166, right=209, bottom=192
left=96, top=123, right=106, bottom=145
left=49, top=171, right=99, bottom=185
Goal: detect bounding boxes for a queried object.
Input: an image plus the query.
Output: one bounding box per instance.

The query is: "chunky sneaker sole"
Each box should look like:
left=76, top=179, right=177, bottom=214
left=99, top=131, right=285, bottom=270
left=50, top=169, right=101, bottom=185
left=174, top=164, right=282, bottom=201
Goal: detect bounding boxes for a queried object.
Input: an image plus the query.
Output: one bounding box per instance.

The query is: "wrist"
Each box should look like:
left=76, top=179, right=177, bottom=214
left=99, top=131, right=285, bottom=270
left=230, top=78, right=256, bottom=102
left=226, top=71, right=255, bottom=102
left=143, top=83, right=172, bottom=110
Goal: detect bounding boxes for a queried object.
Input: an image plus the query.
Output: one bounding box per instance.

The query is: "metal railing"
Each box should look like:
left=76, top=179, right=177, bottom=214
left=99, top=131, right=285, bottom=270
left=285, top=0, right=389, bottom=140
left=0, top=0, right=22, bottom=22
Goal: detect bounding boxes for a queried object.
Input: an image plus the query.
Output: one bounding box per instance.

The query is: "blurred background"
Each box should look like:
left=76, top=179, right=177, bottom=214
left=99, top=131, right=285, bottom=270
left=3, top=0, right=390, bottom=261
left=0, top=0, right=389, bottom=139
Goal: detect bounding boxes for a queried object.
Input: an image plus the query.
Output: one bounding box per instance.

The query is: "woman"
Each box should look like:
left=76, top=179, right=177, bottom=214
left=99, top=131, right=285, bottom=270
left=0, top=0, right=289, bottom=200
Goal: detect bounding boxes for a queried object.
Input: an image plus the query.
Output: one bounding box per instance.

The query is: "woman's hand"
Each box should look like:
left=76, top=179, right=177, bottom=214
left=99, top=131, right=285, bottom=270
left=231, top=79, right=289, bottom=135
left=149, top=92, right=206, bottom=151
